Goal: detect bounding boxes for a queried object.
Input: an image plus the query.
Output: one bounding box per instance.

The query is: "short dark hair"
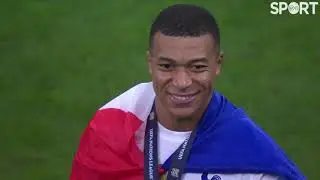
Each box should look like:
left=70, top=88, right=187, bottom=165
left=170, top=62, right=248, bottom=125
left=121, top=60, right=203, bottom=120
left=149, top=4, right=220, bottom=49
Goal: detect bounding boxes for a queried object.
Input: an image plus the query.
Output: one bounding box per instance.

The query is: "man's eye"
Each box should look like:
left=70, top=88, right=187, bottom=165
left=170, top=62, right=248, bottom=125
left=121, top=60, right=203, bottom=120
left=159, top=64, right=173, bottom=69
left=191, top=65, right=208, bottom=71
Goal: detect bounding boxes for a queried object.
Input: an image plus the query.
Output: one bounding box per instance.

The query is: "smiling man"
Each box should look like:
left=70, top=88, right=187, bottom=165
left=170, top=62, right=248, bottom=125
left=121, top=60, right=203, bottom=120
left=70, top=4, right=305, bottom=180
left=148, top=32, right=220, bottom=132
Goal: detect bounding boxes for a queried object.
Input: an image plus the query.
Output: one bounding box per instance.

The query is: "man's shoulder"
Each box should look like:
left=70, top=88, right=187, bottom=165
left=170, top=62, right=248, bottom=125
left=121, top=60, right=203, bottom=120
left=92, top=82, right=154, bottom=121
left=208, top=92, right=280, bottom=153
left=210, top=91, right=269, bottom=137
left=187, top=92, right=295, bottom=179
left=79, top=82, right=155, bottom=159
left=99, top=82, right=155, bottom=111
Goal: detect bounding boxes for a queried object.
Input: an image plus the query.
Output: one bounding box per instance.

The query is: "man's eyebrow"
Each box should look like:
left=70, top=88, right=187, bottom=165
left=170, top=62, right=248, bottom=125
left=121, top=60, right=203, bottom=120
left=158, top=56, right=176, bottom=62
left=157, top=56, right=209, bottom=64
left=188, top=58, right=208, bottom=63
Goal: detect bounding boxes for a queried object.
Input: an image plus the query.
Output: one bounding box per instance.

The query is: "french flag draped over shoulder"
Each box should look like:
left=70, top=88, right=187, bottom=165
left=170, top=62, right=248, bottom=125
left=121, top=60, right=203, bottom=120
left=70, top=82, right=305, bottom=180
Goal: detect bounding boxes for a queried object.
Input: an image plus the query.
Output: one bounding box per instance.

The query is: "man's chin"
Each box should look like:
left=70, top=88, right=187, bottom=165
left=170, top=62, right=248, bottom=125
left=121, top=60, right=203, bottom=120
left=169, top=107, right=195, bottom=120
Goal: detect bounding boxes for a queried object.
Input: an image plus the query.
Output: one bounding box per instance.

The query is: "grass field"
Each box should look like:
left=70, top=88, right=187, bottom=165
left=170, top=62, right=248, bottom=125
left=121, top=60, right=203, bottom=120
left=0, top=1, right=319, bottom=179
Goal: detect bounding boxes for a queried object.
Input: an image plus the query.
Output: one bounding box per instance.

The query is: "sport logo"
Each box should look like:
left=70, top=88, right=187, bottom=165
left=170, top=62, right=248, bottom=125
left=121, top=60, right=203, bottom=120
left=270, top=1, right=319, bottom=15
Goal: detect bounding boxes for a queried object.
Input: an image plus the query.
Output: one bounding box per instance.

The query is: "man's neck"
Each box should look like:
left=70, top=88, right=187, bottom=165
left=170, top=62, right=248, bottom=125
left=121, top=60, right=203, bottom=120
left=155, top=99, right=205, bottom=132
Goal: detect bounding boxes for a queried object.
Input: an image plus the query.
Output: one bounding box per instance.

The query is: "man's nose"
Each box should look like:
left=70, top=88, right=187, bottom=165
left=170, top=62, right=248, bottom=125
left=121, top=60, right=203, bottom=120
left=172, top=68, right=192, bottom=89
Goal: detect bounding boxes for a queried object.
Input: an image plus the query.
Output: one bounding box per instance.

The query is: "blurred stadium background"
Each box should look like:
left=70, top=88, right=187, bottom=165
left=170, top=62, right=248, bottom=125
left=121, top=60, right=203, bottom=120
left=0, top=0, right=319, bottom=179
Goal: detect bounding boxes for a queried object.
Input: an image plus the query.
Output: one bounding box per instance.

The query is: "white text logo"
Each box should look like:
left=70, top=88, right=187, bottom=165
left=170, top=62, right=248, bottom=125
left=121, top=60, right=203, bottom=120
left=270, top=1, right=319, bottom=15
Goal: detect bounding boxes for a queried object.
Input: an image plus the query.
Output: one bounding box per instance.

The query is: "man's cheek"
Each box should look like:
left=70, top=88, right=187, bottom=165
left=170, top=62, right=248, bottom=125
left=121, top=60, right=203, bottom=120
left=156, top=77, right=172, bottom=91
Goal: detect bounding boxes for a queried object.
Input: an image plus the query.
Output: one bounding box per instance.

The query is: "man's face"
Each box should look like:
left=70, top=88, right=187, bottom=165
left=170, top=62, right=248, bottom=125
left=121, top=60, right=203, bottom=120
left=148, top=32, right=222, bottom=120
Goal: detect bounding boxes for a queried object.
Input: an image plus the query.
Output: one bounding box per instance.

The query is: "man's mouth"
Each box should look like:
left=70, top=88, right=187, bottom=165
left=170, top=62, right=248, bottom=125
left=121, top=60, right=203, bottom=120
left=168, top=92, right=199, bottom=105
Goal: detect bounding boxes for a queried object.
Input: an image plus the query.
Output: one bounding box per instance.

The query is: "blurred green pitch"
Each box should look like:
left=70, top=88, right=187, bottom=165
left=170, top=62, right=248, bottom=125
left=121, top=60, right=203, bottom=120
left=0, top=1, right=319, bottom=179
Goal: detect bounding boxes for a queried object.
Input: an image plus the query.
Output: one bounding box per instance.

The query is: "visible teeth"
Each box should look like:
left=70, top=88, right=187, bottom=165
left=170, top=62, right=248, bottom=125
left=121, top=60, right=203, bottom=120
left=173, top=95, right=191, bottom=100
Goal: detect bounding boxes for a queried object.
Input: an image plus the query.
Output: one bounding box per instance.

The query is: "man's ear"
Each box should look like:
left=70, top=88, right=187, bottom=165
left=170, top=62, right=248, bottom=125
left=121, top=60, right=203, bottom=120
left=218, top=51, right=223, bottom=64
left=215, top=51, right=223, bottom=76
left=147, top=50, right=152, bottom=74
